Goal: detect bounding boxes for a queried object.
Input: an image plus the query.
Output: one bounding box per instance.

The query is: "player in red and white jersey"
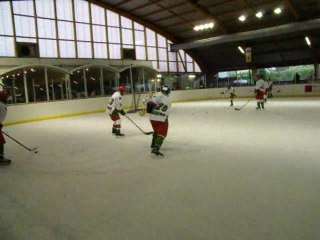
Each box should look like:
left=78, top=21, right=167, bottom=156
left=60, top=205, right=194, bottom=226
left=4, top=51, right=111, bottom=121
left=147, top=85, right=172, bottom=156
left=255, top=75, right=265, bottom=110
left=263, top=80, right=269, bottom=103
left=107, top=85, right=126, bottom=136
left=222, top=85, right=236, bottom=107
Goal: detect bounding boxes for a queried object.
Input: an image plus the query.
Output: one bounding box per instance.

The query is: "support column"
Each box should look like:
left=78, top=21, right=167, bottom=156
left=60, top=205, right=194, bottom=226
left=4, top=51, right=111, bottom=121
left=45, top=67, right=50, bottom=101
left=65, top=74, right=71, bottom=99
left=23, top=69, right=29, bottom=103
left=83, top=68, right=88, bottom=98
left=114, top=72, right=120, bottom=88
left=315, top=63, right=320, bottom=81
left=100, top=67, right=104, bottom=96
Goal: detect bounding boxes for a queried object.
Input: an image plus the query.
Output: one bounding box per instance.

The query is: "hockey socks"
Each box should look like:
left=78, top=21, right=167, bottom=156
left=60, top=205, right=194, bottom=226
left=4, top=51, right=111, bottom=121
left=151, top=136, right=164, bottom=156
left=151, top=133, right=157, bottom=148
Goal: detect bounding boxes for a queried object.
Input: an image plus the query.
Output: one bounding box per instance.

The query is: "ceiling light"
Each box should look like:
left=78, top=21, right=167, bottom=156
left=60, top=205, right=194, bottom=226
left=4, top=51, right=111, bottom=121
left=238, top=15, right=246, bottom=22
left=305, top=36, right=311, bottom=46
left=188, top=74, right=196, bottom=79
left=238, top=46, right=245, bottom=54
left=274, top=7, right=282, bottom=14
left=156, top=74, right=162, bottom=78
left=255, top=11, right=263, bottom=18
left=193, top=22, right=214, bottom=31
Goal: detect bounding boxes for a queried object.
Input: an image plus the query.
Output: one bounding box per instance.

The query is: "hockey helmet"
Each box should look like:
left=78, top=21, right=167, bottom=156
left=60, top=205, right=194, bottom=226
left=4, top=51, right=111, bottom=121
left=118, top=85, right=126, bottom=93
left=161, top=85, right=170, bottom=96
left=0, top=91, right=8, bottom=101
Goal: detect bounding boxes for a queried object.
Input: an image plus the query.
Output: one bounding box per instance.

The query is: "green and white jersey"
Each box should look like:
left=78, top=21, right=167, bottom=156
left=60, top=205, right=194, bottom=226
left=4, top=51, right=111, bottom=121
left=149, top=93, right=171, bottom=122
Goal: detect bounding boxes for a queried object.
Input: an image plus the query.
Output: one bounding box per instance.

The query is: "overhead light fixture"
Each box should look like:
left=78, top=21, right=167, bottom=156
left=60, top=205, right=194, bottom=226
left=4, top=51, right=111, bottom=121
left=305, top=36, right=311, bottom=46
left=238, top=15, right=246, bottom=22
left=156, top=74, right=162, bottom=78
left=238, top=46, right=245, bottom=54
left=188, top=74, right=196, bottom=79
left=193, top=22, right=214, bottom=31
left=255, top=11, right=263, bottom=18
left=274, top=7, right=282, bottom=14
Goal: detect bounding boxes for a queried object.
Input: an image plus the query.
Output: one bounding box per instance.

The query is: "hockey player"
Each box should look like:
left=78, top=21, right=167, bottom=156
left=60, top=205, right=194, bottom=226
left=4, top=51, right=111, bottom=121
left=139, top=91, right=155, bottom=116
left=147, top=85, right=172, bottom=156
left=263, top=80, right=269, bottom=103
left=267, top=80, right=274, bottom=98
left=0, top=91, right=11, bottom=165
left=221, top=85, right=236, bottom=106
left=107, top=85, right=126, bottom=136
left=255, top=75, right=265, bottom=110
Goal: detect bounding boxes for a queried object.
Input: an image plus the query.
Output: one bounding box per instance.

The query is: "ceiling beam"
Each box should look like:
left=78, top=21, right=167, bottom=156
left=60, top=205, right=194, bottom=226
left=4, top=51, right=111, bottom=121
left=114, top=0, right=135, bottom=7
left=127, top=0, right=166, bottom=13
left=153, top=10, right=196, bottom=23
left=286, top=0, right=300, bottom=20
left=172, top=18, right=320, bottom=50
left=184, top=0, right=229, bottom=34
left=140, top=2, right=186, bottom=18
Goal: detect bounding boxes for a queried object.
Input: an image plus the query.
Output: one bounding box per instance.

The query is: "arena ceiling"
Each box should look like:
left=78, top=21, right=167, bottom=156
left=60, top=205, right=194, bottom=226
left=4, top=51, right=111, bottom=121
left=89, top=0, right=320, bottom=74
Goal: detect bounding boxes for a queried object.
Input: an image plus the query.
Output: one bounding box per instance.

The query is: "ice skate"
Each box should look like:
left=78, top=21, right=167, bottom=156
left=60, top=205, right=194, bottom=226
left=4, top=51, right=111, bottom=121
left=151, top=148, right=164, bottom=156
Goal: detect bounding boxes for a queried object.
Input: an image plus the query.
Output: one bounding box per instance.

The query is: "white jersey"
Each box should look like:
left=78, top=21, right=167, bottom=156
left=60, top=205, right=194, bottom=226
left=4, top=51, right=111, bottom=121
left=263, top=81, right=269, bottom=90
left=0, top=102, right=7, bottom=123
left=149, top=93, right=171, bottom=122
left=107, top=91, right=123, bottom=114
left=255, top=79, right=265, bottom=92
left=225, top=87, right=235, bottom=95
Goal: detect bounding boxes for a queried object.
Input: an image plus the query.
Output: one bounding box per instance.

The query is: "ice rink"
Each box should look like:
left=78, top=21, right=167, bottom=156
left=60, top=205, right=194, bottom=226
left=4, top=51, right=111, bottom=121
left=1, top=97, right=320, bottom=240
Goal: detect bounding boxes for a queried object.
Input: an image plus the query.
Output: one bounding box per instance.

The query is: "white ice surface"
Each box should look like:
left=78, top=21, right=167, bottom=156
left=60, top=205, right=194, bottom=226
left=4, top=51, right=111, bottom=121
left=1, top=98, right=320, bottom=240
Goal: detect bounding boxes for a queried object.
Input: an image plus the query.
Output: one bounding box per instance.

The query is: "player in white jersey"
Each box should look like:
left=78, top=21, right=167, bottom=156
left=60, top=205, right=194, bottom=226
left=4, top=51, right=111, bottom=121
left=107, top=86, right=126, bottom=136
left=0, top=91, right=11, bottom=165
left=255, top=75, right=265, bottom=110
left=263, top=81, right=269, bottom=103
left=147, top=86, right=172, bottom=156
left=139, top=91, right=155, bottom=116
left=221, top=85, right=236, bottom=106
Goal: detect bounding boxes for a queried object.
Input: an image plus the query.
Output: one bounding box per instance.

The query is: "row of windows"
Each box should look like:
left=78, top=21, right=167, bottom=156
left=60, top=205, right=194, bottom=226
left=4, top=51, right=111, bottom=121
left=0, top=0, right=201, bottom=73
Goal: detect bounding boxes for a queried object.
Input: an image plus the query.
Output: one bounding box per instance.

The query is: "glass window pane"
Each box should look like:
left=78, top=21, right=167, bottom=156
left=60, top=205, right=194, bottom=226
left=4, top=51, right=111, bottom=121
left=92, top=25, right=106, bottom=42
left=178, top=50, right=186, bottom=62
left=187, top=62, right=193, bottom=72
left=77, top=41, right=92, bottom=58
left=36, top=0, right=54, bottom=18
left=76, top=23, right=91, bottom=41
left=186, top=54, right=192, bottom=62
left=134, top=22, right=144, bottom=30
left=16, top=37, right=37, bottom=43
left=195, top=62, right=201, bottom=72
left=158, top=48, right=167, bottom=61
left=152, top=61, right=158, bottom=70
left=39, top=39, right=58, bottom=57
left=59, top=40, right=75, bottom=58
left=91, top=4, right=105, bottom=25
left=0, top=1, right=13, bottom=35
left=122, top=28, right=133, bottom=45
left=168, top=51, right=176, bottom=61
left=147, top=47, right=157, bottom=60
left=94, top=43, right=107, bottom=58
left=121, top=16, right=132, bottom=29
left=108, top=27, right=120, bottom=43
left=0, top=37, right=15, bottom=56
left=58, top=21, right=74, bottom=40
left=178, top=62, right=185, bottom=72
left=56, top=0, right=73, bottom=21
left=159, top=62, right=168, bottom=72
left=74, top=0, right=89, bottom=23
left=13, top=0, right=34, bottom=16
left=146, top=28, right=156, bottom=46
left=169, top=62, right=177, bottom=72
left=37, top=19, right=56, bottom=38
left=14, top=16, right=36, bottom=37
left=109, top=44, right=121, bottom=59
left=107, top=10, right=119, bottom=27
left=157, top=34, right=166, bottom=48
left=135, top=46, right=146, bottom=60
left=134, top=30, right=144, bottom=45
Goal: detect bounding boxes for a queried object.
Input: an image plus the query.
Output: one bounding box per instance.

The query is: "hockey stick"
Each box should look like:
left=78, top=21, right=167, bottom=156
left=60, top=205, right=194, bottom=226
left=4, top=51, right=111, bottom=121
left=124, top=115, right=153, bottom=135
left=235, top=98, right=254, bottom=111
left=2, top=131, right=39, bottom=153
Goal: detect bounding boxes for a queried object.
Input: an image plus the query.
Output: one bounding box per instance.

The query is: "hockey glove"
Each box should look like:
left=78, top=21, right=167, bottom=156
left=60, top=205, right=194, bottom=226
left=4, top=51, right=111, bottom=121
left=147, top=102, right=156, bottom=113
left=119, top=110, right=126, bottom=115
